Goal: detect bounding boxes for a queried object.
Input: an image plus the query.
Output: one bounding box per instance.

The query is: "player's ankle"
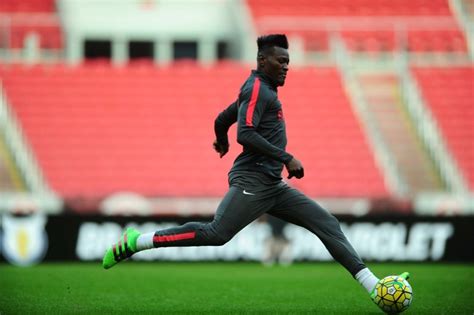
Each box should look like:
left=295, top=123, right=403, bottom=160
left=136, top=232, right=155, bottom=251
left=355, top=268, right=379, bottom=294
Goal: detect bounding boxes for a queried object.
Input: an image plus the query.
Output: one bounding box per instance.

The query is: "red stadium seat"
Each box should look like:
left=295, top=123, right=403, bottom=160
left=341, top=31, right=397, bottom=52
left=8, top=24, right=63, bottom=49
left=407, top=30, right=468, bottom=52
left=0, top=0, right=56, bottom=12
left=247, top=0, right=452, bottom=16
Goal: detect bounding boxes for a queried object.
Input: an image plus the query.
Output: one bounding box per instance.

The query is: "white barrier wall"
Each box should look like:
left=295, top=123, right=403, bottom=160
left=58, top=0, right=248, bottom=64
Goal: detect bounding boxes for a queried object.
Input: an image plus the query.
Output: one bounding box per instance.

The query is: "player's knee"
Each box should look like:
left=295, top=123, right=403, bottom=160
left=208, top=228, right=235, bottom=245
left=205, top=222, right=235, bottom=245
left=213, top=231, right=233, bottom=245
left=323, top=212, right=341, bottom=227
left=212, top=237, right=227, bottom=246
left=314, top=213, right=344, bottom=238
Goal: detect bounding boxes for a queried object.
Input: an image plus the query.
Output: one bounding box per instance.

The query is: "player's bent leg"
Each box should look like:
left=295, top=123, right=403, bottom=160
left=102, top=227, right=140, bottom=269
left=152, top=221, right=231, bottom=247
left=152, top=186, right=269, bottom=248
left=102, top=185, right=270, bottom=269
left=101, top=220, right=231, bottom=269
left=102, top=185, right=272, bottom=269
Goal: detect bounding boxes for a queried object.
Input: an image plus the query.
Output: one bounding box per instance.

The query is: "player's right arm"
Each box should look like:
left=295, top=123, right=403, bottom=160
left=285, top=158, right=304, bottom=179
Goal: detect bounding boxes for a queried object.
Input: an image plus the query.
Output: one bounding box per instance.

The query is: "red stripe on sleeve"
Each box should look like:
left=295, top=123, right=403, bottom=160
left=153, top=232, right=196, bottom=243
left=245, top=78, right=261, bottom=126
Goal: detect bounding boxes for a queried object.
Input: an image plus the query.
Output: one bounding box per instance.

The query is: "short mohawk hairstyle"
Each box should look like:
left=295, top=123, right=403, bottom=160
left=257, top=34, right=289, bottom=52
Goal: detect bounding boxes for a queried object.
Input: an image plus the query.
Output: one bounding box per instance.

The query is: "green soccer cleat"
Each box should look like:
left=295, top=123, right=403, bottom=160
left=370, top=283, right=377, bottom=301
left=102, top=227, right=140, bottom=269
left=399, top=272, right=410, bottom=280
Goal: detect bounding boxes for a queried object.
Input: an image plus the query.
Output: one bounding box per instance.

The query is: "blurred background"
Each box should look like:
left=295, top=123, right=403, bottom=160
left=0, top=0, right=472, bottom=266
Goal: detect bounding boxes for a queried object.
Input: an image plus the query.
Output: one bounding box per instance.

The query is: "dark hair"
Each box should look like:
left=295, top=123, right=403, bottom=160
left=257, top=34, right=288, bottom=54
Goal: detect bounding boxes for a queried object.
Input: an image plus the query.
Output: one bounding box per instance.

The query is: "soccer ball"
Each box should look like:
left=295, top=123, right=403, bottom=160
left=373, top=275, right=413, bottom=314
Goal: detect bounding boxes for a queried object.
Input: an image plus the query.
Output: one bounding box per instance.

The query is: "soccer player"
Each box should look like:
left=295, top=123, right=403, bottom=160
left=102, top=34, right=409, bottom=302
left=261, top=214, right=293, bottom=266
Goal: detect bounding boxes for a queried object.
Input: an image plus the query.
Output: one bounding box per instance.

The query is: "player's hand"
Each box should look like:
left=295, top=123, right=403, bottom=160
left=213, top=140, right=229, bottom=158
left=286, top=158, right=304, bottom=179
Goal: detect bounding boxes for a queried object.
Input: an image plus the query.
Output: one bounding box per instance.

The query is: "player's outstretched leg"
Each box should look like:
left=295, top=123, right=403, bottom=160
left=102, top=227, right=140, bottom=269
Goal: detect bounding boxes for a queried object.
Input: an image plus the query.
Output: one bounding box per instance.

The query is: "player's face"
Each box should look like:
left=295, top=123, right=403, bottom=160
left=262, top=47, right=289, bottom=86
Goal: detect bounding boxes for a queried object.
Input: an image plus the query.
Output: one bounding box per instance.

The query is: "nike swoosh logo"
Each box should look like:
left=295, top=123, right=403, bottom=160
left=243, top=190, right=255, bottom=196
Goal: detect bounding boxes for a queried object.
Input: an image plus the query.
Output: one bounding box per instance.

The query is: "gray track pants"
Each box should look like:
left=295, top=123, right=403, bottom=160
left=153, top=175, right=366, bottom=276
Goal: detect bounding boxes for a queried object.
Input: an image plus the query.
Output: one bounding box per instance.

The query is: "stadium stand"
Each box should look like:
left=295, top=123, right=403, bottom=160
left=0, top=0, right=471, bottom=217
left=247, top=0, right=467, bottom=54
left=0, top=63, right=388, bottom=198
left=412, top=66, right=474, bottom=190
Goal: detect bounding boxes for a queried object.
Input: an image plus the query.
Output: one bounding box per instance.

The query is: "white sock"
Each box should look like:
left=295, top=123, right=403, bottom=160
left=355, top=268, right=379, bottom=293
left=136, top=232, right=155, bottom=251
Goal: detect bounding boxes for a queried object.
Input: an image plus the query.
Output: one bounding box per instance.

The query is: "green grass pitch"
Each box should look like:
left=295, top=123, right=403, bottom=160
left=1, top=262, right=473, bottom=314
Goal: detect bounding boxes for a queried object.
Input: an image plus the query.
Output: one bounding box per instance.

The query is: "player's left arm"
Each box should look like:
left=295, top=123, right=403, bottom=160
left=213, top=100, right=238, bottom=158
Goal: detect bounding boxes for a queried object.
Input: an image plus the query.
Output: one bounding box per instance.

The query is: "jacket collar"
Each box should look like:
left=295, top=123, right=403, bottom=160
left=252, top=70, right=278, bottom=91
